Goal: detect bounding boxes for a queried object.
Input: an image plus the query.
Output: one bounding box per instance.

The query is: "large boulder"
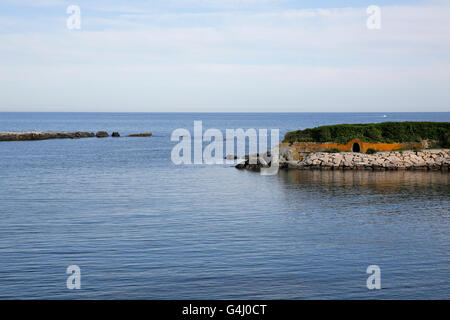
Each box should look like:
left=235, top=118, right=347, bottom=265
left=73, top=132, right=95, bottom=138
left=96, top=131, right=109, bottom=138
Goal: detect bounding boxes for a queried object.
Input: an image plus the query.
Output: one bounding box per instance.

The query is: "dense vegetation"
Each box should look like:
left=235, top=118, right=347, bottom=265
left=283, top=122, right=450, bottom=147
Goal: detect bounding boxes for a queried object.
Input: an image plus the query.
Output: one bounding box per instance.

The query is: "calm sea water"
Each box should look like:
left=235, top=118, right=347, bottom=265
left=0, top=112, right=449, bottom=299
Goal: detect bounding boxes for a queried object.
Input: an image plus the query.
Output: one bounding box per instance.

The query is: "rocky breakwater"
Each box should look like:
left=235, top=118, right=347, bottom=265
left=236, top=149, right=450, bottom=171
left=0, top=131, right=155, bottom=141
left=281, top=149, right=450, bottom=171
left=0, top=131, right=96, bottom=141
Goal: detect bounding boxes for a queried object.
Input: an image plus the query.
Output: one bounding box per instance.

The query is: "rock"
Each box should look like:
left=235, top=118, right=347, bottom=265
left=235, top=162, right=246, bottom=169
left=403, top=160, right=413, bottom=167
left=73, top=132, right=95, bottom=138
left=96, top=131, right=109, bottom=138
left=111, top=132, right=120, bottom=137
left=332, top=157, right=342, bottom=165
left=435, top=157, right=445, bottom=164
left=287, top=161, right=300, bottom=169
left=259, top=157, right=270, bottom=168
left=225, top=154, right=238, bottom=160
left=321, top=158, right=331, bottom=166
left=343, top=160, right=352, bottom=167
left=128, top=133, right=152, bottom=137
left=344, top=154, right=354, bottom=161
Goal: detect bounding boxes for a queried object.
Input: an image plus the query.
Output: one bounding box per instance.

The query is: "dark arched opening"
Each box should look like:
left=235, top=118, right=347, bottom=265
left=352, top=143, right=361, bottom=152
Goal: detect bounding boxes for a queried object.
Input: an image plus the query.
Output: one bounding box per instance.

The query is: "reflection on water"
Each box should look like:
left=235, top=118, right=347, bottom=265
left=279, top=170, right=450, bottom=194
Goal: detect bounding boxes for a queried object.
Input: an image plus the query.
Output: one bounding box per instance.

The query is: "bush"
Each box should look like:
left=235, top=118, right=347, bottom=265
left=283, top=122, right=450, bottom=145
left=318, top=127, right=332, bottom=142
left=440, top=132, right=450, bottom=148
left=366, top=148, right=377, bottom=154
left=365, top=126, right=382, bottom=140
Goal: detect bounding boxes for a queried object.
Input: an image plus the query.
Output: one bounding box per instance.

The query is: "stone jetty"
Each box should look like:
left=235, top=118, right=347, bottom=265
left=237, top=148, right=450, bottom=171
left=0, top=131, right=96, bottom=141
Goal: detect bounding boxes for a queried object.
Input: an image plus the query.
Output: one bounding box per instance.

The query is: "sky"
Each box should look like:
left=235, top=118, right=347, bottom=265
left=0, top=0, right=449, bottom=112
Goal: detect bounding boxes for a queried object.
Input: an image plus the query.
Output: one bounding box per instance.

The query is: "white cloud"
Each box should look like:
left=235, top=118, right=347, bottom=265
left=0, top=4, right=449, bottom=111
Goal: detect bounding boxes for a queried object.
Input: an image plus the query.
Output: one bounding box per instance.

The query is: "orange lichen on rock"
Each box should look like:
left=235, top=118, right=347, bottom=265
left=279, top=140, right=425, bottom=161
left=286, top=139, right=423, bottom=153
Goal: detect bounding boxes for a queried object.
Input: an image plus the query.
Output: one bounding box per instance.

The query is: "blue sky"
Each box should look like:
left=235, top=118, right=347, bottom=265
left=0, top=0, right=449, bottom=112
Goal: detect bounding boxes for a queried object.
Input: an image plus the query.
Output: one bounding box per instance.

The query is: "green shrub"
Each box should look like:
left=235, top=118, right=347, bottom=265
left=325, top=148, right=341, bottom=153
left=283, top=122, right=450, bottom=145
left=440, top=132, right=450, bottom=148
left=366, top=148, right=377, bottom=154
left=318, top=127, right=332, bottom=142
left=365, top=126, right=382, bottom=140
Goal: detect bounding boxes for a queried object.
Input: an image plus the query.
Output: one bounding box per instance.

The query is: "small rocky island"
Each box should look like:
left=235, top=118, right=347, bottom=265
left=0, top=131, right=152, bottom=141
left=237, top=122, right=450, bottom=171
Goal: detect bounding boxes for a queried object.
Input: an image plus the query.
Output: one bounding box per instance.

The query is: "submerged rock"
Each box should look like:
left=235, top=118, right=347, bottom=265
left=128, top=133, right=152, bottom=137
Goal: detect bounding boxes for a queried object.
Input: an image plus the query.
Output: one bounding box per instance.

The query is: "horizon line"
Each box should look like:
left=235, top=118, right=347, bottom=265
left=0, top=111, right=449, bottom=114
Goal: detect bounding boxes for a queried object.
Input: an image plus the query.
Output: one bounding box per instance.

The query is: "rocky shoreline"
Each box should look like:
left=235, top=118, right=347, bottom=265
left=0, top=131, right=152, bottom=141
left=237, top=149, right=450, bottom=171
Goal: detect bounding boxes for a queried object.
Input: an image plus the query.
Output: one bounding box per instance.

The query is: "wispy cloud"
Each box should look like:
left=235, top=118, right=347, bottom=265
left=0, top=1, right=449, bottom=111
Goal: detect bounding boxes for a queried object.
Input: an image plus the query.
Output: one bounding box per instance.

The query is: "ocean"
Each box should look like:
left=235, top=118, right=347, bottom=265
left=0, top=112, right=449, bottom=299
